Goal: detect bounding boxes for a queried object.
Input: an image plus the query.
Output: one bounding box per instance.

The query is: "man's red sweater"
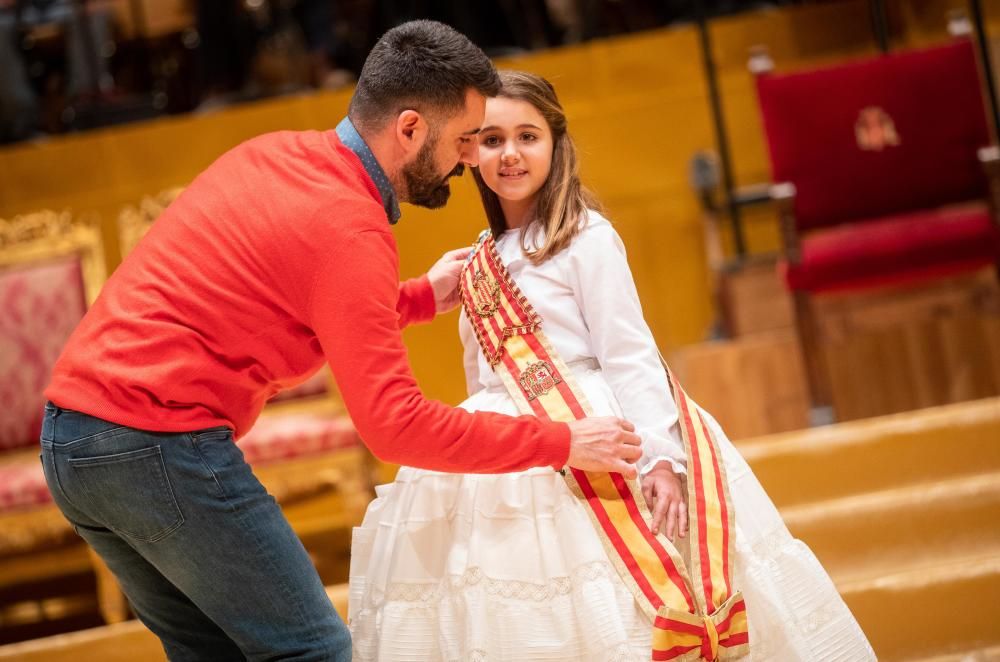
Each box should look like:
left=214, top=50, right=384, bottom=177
left=46, top=130, right=569, bottom=473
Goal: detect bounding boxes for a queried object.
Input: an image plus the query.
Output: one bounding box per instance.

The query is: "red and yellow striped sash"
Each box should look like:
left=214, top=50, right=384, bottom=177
left=460, top=234, right=749, bottom=661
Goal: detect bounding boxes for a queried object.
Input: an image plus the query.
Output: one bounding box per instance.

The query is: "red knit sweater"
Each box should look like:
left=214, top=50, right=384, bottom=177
left=46, top=130, right=569, bottom=473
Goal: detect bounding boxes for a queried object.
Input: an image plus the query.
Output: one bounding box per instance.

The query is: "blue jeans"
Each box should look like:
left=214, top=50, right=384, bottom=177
left=39, top=403, right=351, bottom=661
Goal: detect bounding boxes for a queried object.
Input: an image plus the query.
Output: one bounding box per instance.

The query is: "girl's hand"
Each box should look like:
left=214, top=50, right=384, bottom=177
left=640, top=460, right=688, bottom=541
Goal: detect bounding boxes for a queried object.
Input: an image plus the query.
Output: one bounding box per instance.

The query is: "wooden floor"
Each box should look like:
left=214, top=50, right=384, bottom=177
left=0, top=586, right=349, bottom=661
left=738, top=397, right=1000, bottom=661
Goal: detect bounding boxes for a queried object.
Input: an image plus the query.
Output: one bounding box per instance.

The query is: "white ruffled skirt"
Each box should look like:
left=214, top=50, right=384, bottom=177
left=348, top=366, right=875, bottom=661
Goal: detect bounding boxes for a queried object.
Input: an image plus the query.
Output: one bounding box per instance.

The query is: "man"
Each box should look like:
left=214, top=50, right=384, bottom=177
left=41, top=20, right=641, bottom=661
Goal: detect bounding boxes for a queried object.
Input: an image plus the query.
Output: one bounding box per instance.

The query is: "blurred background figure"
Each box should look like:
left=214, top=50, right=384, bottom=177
left=195, top=0, right=354, bottom=110
left=0, top=0, right=799, bottom=141
left=0, top=0, right=114, bottom=141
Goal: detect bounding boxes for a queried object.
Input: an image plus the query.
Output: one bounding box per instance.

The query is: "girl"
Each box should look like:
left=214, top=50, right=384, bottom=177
left=348, top=71, right=875, bottom=662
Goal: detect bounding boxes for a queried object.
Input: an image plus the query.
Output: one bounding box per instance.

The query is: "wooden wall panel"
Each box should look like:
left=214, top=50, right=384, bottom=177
left=669, top=331, right=811, bottom=440
left=2, top=1, right=997, bottom=404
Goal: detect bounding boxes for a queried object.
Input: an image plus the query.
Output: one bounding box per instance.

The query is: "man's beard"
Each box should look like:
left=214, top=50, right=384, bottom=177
left=402, top=139, right=464, bottom=209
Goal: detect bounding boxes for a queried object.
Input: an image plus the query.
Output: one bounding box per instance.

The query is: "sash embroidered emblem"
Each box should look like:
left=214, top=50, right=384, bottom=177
left=518, top=360, right=562, bottom=400
left=471, top=269, right=501, bottom=318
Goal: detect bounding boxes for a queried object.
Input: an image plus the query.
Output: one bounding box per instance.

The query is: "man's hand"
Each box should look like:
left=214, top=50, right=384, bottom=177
left=566, top=417, right=643, bottom=479
left=641, top=460, right=688, bottom=540
left=427, top=247, right=473, bottom=313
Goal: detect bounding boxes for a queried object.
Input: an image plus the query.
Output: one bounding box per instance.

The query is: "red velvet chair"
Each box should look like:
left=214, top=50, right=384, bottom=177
left=753, top=38, right=1000, bottom=417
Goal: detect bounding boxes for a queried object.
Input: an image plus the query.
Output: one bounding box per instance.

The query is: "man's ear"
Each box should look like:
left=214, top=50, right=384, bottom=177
left=395, top=110, right=426, bottom=155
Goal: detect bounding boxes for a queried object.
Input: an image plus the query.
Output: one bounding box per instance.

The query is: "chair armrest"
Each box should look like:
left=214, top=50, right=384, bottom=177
left=747, top=45, right=774, bottom=75
left=732, top=183, right=773, bottom=207
left=770, top=182, right=802, bottom=264
left=979, top=145, right=1000, bottom=169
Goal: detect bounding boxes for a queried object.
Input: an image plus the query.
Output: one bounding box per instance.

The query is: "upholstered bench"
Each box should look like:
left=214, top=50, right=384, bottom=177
left=1, top=207, right=373, bottom=633
left=0, top=410, right=370, bottom=627
left=0, top=411, right=365, bottom=526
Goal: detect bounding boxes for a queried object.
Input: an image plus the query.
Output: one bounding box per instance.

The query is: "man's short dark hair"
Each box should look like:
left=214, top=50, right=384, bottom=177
left=348, top=20, right=501, bottom=132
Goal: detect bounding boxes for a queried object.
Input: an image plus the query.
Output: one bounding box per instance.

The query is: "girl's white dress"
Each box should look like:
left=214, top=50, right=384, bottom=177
left=348, top=212, right=875, bottom=662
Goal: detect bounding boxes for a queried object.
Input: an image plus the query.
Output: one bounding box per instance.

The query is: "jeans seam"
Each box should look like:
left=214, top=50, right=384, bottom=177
left=188, top=433, right=227, bottom=499
left=188, top=435, right=329, bottom=650
left=141, top=448, right=186, bottom=543
left=67, top=445, right=161, bottom=467
left=41, top=450, right=78, bottom=515
left=51, top=426, right=131, bottom=451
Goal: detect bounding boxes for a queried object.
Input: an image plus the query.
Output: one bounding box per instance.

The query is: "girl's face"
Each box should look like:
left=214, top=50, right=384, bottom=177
left=478, top=97, right=554, bottom=205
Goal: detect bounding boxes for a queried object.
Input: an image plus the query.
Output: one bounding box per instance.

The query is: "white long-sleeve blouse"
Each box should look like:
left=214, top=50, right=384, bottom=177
left=458, top=210, right=686, bottom=475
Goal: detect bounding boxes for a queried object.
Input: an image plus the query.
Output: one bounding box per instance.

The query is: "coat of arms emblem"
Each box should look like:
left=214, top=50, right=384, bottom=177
left=855, top=106, right=900, bottom=151
left=519, top=360, right=562, bottom=400
left=471, top=269, right=501, bottom=317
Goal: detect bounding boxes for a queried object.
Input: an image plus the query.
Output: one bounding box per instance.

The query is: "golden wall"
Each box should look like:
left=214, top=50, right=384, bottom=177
left=1, top=0, right=996, bottom=405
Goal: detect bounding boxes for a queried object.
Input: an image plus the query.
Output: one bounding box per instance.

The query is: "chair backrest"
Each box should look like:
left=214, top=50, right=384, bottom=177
left=268, top=372, right=332, bottom=405
left=755, top=38, right=992, bottom=231
left=117, top=187, right=185, bottom=256
left=0, top=211, right=106, bottom=451
left=117, top=189, right=340, bottom=412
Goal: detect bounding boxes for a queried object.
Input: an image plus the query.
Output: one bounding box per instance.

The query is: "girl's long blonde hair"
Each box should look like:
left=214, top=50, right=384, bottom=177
left=472, top=70, right=603, bottom=264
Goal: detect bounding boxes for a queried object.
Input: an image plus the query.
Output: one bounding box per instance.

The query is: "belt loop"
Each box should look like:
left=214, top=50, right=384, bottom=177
left=41, top=402, right=59, bottom=442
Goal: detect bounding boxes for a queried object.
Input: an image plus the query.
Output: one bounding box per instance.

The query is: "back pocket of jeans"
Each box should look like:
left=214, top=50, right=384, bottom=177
left=68, top=446, right=184, bottom=542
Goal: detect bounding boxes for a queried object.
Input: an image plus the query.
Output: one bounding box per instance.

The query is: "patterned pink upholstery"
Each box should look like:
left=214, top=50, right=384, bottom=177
left=0, top=413, right=362, bottom=514
left=238, top=413, right=361, bottom=466
left=0, top=460, right=51, bottom=510
left=0, top=258, right=87, bottom=451
left=0, top=243, right=360, bottom=517
left=268, top=369, right=330, bottom=404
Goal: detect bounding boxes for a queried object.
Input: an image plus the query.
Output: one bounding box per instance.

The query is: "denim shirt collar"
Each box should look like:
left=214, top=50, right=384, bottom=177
left=335, top=117, right=401, bottom=225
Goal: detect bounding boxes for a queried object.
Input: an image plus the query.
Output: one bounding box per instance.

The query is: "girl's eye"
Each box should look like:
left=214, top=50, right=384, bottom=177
left=520, top=133, right=537, bottom=142
left=483, top=135, right=501, bottom=147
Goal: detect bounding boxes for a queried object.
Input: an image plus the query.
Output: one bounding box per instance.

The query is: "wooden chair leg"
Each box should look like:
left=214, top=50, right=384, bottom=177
left=792, top=290, right=835, bottom=424
left=87, top=547, right=130, bottom=624
left=978, top=147, right=1000, bottom=287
